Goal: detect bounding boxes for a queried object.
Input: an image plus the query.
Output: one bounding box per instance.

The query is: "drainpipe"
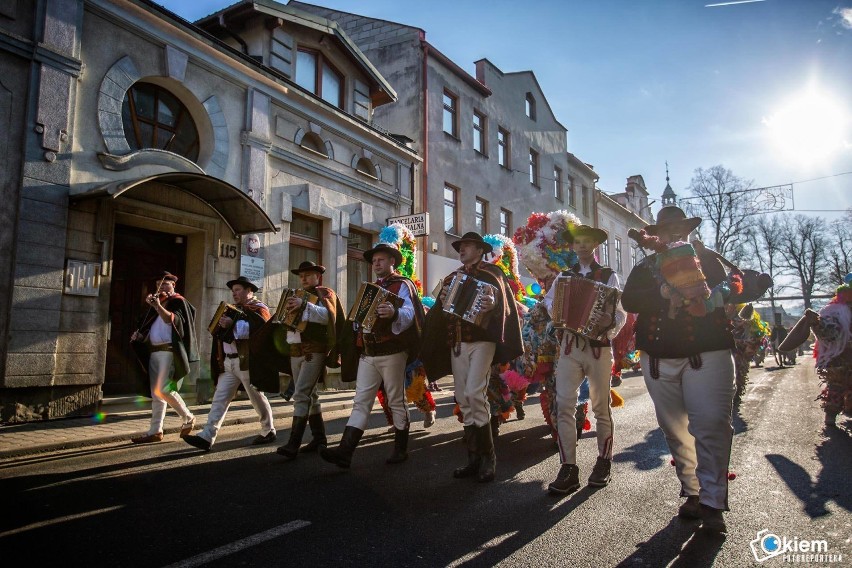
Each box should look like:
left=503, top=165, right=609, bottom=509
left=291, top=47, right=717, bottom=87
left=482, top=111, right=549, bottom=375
left=219, top=14, right=249, bottom=55
left=421, top=40, right=430, bottom=289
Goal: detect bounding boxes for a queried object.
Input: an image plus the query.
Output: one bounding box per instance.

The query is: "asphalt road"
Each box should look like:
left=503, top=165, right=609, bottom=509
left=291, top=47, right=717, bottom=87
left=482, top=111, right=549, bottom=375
left=0, top=361, right=849, bottom=567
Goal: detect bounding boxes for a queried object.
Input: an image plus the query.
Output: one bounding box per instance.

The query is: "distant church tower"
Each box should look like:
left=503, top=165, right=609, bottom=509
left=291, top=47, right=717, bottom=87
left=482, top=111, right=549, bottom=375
left=661, top=161, right=677, bottom=206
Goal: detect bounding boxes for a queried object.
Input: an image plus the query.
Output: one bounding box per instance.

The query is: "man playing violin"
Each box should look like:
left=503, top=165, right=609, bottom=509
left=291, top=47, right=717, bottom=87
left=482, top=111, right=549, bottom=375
left=130, top=271, right=199, bottom=444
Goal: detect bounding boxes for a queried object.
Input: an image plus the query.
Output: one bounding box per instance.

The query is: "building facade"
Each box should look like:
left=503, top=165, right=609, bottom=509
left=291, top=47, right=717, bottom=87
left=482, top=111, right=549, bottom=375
left=291, top=1, right=596, bottom=286
left=0, top=0, right=419, bottom=422
left=595, top=175, right=655, bottom=280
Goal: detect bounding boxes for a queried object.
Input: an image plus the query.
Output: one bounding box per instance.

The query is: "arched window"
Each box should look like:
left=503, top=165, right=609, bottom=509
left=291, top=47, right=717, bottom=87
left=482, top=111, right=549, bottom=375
left=355, top=157, right=377, bottom=179
left=300, top=132, right=328, bottom=157
left=122, top=82, right=199, bottom=161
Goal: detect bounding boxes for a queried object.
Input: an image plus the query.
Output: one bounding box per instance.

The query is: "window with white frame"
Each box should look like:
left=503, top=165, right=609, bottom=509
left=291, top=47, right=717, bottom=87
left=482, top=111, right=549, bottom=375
left=473, top=111, right=486, bottom=154
left=614, top=238, right=623, bottom=273
left=499, top=208, right=512, bottom=237
left=475, top=197, right=487, bottom=234
left=444, top=184, right=459, bottom=234
left=442, top=90, right=458, bottom=137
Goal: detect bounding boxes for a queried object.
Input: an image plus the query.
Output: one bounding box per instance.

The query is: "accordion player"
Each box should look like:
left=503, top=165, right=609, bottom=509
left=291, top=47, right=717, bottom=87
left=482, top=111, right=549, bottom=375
left=551, top=274, right=621, bottom=341
left=347, top=282, right=404, bottom=334
left=208, top=301, right=244, bottom=341
left=272, top=288, right=319, bottom=332
left=440, top=272, right=497, bottom=329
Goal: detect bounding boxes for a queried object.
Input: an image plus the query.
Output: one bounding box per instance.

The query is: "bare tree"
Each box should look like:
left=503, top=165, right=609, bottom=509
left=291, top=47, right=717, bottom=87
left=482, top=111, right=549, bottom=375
left=826, top=210, right=852, bottom=286
left=742, top=214, right=789, bottom=308
left=681, top=165, right=753, bottom=262
left=779, top=214, right=830, bottom=309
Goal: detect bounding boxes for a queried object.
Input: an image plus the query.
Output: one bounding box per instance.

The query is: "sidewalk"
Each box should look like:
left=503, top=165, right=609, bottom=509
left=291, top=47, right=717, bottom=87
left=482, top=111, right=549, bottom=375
left=0, top=388, right=360, bottom=460
left=0, top=378, right=457, bottom=459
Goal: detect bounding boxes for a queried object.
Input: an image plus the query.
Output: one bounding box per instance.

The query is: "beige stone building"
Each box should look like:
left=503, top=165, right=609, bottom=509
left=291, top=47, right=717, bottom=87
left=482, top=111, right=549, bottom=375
left=0, top=0, right=419, bottom=421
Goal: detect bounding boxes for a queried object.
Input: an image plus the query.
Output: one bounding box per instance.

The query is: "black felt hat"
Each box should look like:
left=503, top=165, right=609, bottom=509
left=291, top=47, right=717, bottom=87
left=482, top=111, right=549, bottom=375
left=644, top=206, right=702, bottom=237
left=451, top=232, right=493, bottom=254
left=158, top=271, right=178, bottom=282
left=570, top=225, right=608, bottom=245
left=290, top=260, right=326, bottom=275
left=363, top=243, right=403, bottom=266
left=226, top=275, right=259, bottom=292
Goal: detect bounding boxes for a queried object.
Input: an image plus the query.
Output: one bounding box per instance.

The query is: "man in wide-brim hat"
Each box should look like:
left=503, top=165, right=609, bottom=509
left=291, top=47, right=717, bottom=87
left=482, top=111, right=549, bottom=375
left=420, top=231, right=523, bottom=483
left=321, top=240, right=426, bottom=469
left=542, top=224, right=626, bottom=495
left=643, top=206, right=702, bottom=238
left=622, top=205, right=736, bottom=534
left=185, top=275, right=277, bottom=451
left=277, top=259, right=345, bottom=460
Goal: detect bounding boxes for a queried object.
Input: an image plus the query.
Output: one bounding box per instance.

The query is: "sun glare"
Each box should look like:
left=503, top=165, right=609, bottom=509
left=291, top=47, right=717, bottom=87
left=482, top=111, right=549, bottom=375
left=763, top=90, right=850, bottom=165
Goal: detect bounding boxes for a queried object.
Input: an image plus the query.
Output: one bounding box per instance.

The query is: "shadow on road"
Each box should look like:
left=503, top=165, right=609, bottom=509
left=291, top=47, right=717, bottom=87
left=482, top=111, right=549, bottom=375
left=614, top=516, right=725, bottom=568
left=613, top=428, right=669, bottom=471
left=766, top=424, right=852, bottom=518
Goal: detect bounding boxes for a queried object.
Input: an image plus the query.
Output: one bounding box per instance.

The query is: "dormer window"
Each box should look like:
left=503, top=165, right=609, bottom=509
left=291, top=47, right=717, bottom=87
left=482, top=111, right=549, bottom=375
left=525, top=93, right=536, bottom=120
left=122, top=82, right=199, bottom=161
left=295, top=48, right=344, bottom=109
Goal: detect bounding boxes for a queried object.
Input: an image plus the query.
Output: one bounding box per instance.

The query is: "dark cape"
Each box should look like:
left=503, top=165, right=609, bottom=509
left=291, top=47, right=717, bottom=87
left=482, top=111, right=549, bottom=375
left=132, top=293, right=199, bottom=396
left=420, top=261, right=524, bottom=382
left=209, top=298, right=281, bottom=393
left=339, top=274, right=426, bottom=383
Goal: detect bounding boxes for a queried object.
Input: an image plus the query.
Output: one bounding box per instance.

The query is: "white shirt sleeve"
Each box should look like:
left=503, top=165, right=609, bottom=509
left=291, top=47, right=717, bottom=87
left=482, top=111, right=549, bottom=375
left=607, top=272, right=627, bottom=340
left=391, top=282, right=415, bottom=335
left=233, top=319, right=250, bottom=340
left=303, top=300, right=329, bottom=324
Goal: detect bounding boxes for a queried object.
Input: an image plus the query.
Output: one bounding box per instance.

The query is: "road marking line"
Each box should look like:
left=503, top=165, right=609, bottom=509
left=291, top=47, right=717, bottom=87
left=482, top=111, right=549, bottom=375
left=0, top=505, right=124, bottom=538
left=161, top=520, right=311, bottom=568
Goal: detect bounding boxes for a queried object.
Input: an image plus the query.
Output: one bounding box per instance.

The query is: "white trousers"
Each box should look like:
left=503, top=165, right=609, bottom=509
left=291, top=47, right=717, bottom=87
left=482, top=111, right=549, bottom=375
left=451, top=342, right=496, bottom=428
left=641, top=349, right=735, bottom=510
left=554, top=339, right=614, bottom=464
left=147, top=351, right=193, bottom=435
left=199, top=357, right=276, bottom=445
left=290, top=353, right=325, bottom=418
left=347, top=352, right=409, bottom=431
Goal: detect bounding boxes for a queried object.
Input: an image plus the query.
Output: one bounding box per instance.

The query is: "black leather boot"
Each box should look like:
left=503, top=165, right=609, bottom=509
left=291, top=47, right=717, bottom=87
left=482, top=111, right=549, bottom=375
left=386, top=427, right=409, bottom=464
left=320, top=426, right=364, bottom=469
left=277, top=415, right=308, bottom=460
left=300, top=413, right=327, bottom=453
left=490, top=415, right=500, bottom=438
left=453, top=425, right=481, bottom=478
left=476, top=423, right=496, bottom=483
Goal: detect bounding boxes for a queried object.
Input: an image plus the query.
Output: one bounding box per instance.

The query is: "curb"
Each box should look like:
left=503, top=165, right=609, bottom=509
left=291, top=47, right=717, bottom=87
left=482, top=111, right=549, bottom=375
left=0, top=400, right=354, bottom=460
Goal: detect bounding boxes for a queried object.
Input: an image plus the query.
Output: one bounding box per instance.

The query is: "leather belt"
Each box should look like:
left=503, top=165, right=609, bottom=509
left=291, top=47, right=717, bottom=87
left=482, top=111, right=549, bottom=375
left=225, top=353, right=240, bottom=359
left=149, top=344, right=172, bottom=353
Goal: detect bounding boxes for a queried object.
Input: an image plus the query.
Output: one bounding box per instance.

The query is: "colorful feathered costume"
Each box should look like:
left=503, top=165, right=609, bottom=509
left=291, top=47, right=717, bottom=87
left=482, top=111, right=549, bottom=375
left=511, top=211, right=625, bottom=441
left=812, top=280, right=852, bottom=422
left=728, top=304, right=770, bottom=401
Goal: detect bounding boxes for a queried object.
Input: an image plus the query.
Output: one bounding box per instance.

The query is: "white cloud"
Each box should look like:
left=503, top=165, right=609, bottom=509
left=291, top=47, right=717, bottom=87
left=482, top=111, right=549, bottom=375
left=834, top=7, right=852, bottom=30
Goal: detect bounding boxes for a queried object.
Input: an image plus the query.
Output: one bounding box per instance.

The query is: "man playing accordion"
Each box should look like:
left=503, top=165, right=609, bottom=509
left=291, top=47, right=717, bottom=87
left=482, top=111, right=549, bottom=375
left=321, top=242, right=425, bottom=469
left=542, top=225, right=626, bottom=494
left=422, top=232, right=523, bottom=483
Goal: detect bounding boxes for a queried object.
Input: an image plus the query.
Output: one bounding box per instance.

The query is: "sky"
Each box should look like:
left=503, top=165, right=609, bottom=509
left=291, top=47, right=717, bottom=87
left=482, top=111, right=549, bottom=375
left=158, top=0, right=852, bottom=221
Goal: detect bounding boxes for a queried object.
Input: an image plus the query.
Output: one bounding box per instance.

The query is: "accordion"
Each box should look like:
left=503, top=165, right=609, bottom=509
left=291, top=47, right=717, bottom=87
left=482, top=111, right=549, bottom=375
left=441, top=273, right=496, bottom=328
left=272, top=288, right=319, bottom=332
left=208, top=301, right=244, bottom=341
left=551, top=274, right=620, bottom=341
left=347, top=282, right=404, bottom=333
